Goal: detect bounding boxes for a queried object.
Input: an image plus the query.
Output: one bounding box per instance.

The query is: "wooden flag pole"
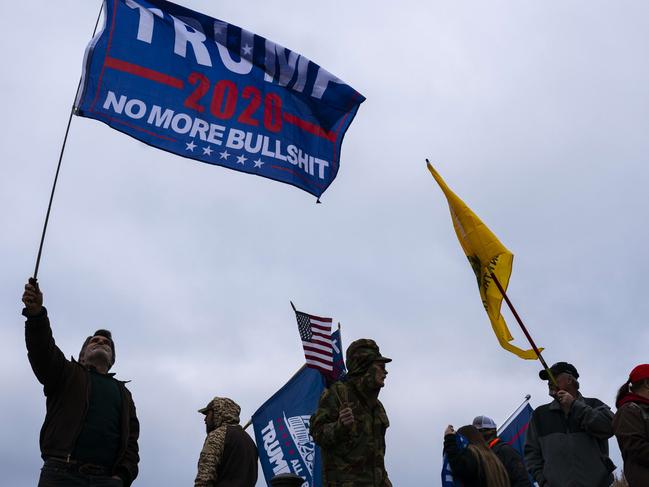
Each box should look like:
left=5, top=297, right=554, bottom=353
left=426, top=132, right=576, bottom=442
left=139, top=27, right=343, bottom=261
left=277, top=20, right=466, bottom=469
left=489, top=271, right=558, bottom=387
left=32, top=3, right=104, bottom=279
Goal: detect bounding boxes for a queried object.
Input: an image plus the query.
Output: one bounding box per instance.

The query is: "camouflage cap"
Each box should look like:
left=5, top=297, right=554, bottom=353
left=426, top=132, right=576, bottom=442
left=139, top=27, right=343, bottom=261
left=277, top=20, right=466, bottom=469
left=346, top=338, right=391, bottom=376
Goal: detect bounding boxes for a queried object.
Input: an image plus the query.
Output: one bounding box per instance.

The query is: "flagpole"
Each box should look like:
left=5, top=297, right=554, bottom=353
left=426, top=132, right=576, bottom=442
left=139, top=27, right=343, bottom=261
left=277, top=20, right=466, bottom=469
left=32, top=2, right=104, bottom=280
left=497, top=394, right=531, bottom=436
left=489, top=271, right=557, bottom=387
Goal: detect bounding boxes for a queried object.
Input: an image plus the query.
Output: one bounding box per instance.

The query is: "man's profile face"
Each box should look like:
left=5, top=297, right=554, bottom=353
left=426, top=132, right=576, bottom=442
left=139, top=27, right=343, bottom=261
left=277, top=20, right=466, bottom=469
left=84, top=335, right=112, bottom=365
left=372, top=361, right=388, bottom=389
left=205, top=409, right=216, bottom=433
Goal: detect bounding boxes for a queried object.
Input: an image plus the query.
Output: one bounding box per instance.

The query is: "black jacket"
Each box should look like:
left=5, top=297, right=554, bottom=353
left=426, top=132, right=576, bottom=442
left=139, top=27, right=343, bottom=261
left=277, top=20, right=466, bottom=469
left=24, top=308, right=139, bottom=486
left=524, top=395, right=614, bottom=487
left=491, top=439, right=532, bottom=487
left=443, top=433, right=487, bottom=487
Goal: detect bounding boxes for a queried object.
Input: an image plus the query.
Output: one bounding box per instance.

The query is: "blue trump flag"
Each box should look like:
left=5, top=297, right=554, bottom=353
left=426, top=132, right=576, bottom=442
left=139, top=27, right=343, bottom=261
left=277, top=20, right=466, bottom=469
left=252, top=329, right=344, bottom=486
left=75, top=0, right=365, bottom=198
left=497, top=397, right=533, bottom=457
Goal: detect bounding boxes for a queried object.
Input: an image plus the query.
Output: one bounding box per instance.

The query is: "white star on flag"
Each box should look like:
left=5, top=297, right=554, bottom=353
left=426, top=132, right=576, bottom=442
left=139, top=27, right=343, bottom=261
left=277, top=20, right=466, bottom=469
left=203, top=146, right=213, bottom=156
left=185, top=140, right=196, bottom=151
left=254, top=158, right=265, bottom=168
left=236, top=154, right=247, bottom=165
left=242, top=44, right=253, bottom=56
left=219, top=150, right=230, bottom=160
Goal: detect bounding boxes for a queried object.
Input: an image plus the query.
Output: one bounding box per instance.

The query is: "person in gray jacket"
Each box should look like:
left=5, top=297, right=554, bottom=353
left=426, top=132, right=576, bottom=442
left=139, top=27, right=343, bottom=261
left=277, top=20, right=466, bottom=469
left=524, top=362, right=615, bottom=487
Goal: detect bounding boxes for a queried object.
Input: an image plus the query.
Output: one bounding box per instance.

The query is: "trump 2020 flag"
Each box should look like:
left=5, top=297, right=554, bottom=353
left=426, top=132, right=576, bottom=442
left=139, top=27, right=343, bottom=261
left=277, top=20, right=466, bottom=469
left=427, top=163, right=541, bottom=359
left=75, top=0, right=365, bottom=198
left=497, top=398, right=534, bottom=458
left=252, top=329, right=345, bottom=486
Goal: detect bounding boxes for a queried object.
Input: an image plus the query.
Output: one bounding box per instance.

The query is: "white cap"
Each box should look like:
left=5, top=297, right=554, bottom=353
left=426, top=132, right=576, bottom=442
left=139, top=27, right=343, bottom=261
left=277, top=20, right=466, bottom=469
left=472, top=415, right=497, bottom=430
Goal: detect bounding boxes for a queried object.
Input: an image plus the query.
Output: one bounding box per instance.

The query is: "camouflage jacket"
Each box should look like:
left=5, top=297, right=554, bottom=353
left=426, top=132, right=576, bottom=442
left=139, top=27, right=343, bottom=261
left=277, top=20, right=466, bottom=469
left=310, top=380, right=391, bottom=487
left=195, top=398, right=257, bottom=487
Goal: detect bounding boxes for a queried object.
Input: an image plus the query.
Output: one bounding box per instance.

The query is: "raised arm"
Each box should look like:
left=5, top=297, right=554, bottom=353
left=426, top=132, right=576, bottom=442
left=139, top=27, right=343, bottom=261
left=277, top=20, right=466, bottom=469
left=22, top=278, right=68, bottom=393
left=443, top=433, right=479, bottom=483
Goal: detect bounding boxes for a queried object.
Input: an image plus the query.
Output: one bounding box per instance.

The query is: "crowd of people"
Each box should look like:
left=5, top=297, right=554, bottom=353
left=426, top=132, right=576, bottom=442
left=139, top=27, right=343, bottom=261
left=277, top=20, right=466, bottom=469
left=443, top=362, right=649, bottom=487
left=21, top=278, right=649, bottom=486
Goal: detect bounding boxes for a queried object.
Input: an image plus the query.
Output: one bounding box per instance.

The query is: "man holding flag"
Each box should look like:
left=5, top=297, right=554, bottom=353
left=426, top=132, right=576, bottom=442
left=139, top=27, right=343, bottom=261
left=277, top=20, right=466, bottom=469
left=310, top=339, right=392, bottom=487
left=251, top=307, right=346, bottom=486
left=525, top=362, right=615, bottom=487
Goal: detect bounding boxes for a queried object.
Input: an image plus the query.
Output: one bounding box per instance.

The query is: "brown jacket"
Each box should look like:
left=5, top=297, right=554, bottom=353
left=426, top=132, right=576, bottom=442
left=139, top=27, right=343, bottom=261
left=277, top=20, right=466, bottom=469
left=613, top=401, right=649, bottom=487
left=24, top=308, right=140, bottom=486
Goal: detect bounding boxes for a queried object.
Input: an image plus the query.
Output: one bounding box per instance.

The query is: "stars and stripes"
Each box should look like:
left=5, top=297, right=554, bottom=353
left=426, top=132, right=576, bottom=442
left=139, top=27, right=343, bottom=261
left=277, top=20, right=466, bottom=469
left=295, top=310, right=333, bottom=375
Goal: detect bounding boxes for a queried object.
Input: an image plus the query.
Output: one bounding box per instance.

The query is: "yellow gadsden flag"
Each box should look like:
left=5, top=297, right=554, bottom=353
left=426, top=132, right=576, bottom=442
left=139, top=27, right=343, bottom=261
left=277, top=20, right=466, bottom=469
left=427, top=162, right=540, bottom=359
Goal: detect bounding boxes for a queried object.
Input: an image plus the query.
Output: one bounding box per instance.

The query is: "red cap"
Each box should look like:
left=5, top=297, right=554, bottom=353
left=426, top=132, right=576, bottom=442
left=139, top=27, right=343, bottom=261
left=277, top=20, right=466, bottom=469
left=629, top=364, right=649, bottom=383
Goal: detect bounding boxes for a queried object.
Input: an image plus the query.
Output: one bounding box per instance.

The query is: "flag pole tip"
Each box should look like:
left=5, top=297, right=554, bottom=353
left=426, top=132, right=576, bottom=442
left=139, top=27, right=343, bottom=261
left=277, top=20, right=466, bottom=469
left=525, top=394, right=531, bottom=400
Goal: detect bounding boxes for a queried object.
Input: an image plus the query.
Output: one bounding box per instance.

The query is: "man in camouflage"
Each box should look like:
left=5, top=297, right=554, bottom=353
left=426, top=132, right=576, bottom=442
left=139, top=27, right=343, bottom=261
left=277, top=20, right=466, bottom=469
left=195, top=396, right=258, bottom=487
left=310, top=339, right=392, bottom=487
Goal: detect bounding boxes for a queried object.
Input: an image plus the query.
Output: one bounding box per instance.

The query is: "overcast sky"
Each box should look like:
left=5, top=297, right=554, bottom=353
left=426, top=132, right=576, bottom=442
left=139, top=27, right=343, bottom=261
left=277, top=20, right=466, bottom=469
left=2, top=0, right=648, bottom=485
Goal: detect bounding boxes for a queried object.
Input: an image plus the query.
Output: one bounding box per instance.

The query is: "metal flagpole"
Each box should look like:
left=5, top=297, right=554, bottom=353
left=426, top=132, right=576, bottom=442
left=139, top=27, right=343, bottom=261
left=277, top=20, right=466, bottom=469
left=497, top=394, right=531, bottom=436
left=489, top=271, right=557, bottom=387
left=32, top=2, right=105, bottom=280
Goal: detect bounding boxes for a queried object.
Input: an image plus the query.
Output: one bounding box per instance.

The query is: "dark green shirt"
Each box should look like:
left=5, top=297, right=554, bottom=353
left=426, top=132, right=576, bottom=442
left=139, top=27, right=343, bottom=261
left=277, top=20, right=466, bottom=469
left=73, top=369, right=123, bottom=466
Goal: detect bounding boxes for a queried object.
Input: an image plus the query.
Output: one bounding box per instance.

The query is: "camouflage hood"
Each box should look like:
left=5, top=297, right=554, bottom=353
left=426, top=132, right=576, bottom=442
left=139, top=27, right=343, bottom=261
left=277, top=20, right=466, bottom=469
left=198, top=397, right=241, bottom=427
left=346, top=338, right=391, bottom=377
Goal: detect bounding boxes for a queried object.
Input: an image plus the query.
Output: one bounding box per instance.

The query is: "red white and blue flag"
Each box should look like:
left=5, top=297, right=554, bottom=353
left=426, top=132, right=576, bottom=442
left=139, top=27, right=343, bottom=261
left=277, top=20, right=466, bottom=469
left=75, top=0, right=365, bottom=198
left=295, top=311, right=333, bottom=375
left=497, top=398, right=534, bottom=457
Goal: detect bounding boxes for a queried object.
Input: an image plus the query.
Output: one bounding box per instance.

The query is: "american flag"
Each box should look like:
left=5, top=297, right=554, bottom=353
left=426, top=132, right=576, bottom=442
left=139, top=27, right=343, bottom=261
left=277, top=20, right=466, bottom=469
left=295, top=310, right=333, bottom=375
